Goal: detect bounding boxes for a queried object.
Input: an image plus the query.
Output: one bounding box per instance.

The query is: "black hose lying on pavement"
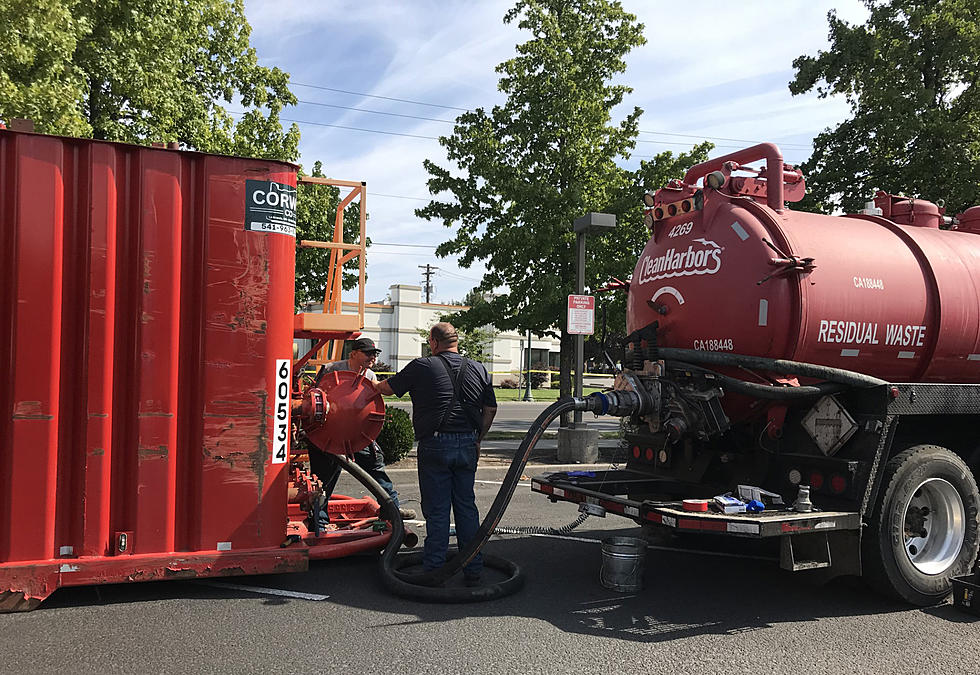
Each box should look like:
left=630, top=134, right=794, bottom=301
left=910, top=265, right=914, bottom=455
left=333, top=453, right=522, bottom=603
left=337, top=351, right=885, bottom=602
left=335, top=397, right=583, bottom=602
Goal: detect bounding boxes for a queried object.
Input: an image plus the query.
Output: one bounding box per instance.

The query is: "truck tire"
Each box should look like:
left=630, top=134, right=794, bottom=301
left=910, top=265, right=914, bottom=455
left=864, top=445, right=980, bottom=605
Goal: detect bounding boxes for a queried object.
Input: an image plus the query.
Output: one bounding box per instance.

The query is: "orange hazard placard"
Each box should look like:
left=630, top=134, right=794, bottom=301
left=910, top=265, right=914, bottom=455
left=567, top=294, right=595, bottom=335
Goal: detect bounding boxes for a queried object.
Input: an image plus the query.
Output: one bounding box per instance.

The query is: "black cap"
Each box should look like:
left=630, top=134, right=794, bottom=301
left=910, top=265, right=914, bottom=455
left=350, top=337, right=381, bottom=354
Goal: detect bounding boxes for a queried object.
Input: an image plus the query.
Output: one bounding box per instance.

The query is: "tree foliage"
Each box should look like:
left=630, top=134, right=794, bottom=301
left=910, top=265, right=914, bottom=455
left=587, top=144, right=711, bottom=364
left=414, top=327, right=497, bottom=364
left=295, top=161, right=369, bottom=309
left=0, top=0, right=299, bottom=161
left=0, top=1, right=89, bottom=135
left=790, top=0, right=980, bottom=215
left=416, top=0, right=647, bottom=398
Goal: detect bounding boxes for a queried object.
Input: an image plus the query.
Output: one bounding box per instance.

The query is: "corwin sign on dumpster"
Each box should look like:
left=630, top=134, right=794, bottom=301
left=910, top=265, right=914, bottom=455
left=245, top=179, right=297, bottom=236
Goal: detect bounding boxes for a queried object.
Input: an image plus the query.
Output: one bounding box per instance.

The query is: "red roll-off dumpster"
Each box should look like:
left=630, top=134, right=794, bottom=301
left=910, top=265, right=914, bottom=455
left=0, top=129, right=306, bottom=610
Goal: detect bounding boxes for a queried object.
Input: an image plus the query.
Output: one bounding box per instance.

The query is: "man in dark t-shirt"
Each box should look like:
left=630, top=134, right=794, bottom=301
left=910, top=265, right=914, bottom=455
left=374, top=322, right=497, bottom=585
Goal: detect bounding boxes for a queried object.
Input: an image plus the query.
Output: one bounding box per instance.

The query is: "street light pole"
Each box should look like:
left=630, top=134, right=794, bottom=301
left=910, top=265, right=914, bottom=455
left=557, top=212, right=615, bottom=463
left=571, top=212, right=615, bottom=427
left=522, top=326, right=533, bottom=401
left=574, top=229, right=586, bottom=428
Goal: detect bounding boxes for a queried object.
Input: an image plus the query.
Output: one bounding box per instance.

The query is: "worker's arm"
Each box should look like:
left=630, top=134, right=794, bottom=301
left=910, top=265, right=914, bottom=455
left=475, top=405, right=497, bottom=459
left=373, top=379, right=394, bottom=396
left=477, top=405, right=497, bottom=443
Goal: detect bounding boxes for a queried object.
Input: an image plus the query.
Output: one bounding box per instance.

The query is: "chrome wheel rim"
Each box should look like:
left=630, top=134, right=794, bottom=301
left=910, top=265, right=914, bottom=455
left=902, top=478, right=965, bottom=575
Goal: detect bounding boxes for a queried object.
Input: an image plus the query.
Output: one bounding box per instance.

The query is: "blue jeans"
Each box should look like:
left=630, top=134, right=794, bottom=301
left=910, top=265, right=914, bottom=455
left=417, top=431, right=483, bottom=578
left=311, top=443, right=400, bottom=510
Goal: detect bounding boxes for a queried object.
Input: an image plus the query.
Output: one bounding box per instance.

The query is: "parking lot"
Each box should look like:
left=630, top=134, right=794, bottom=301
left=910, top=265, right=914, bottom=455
left=2, top=457, right=978, bottom=674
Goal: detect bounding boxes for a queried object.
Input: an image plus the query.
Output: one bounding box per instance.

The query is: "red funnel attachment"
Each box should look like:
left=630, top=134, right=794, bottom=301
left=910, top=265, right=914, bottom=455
left=301, top=370, right=386, bottom=456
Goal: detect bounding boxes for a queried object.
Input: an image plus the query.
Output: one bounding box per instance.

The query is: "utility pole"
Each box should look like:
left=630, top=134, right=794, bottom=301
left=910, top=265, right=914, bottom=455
left=418, top=264, right=438, bottom=303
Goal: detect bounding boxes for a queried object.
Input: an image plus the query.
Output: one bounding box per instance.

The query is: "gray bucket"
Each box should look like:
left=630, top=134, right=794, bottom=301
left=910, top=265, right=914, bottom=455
left=600, top=536, right=647, bottom=592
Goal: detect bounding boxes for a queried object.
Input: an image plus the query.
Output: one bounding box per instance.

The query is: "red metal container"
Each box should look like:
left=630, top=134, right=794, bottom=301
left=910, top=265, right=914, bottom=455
left=630, top=143, right=980, bottom=387
left=0, top=129, right=305, bottom=610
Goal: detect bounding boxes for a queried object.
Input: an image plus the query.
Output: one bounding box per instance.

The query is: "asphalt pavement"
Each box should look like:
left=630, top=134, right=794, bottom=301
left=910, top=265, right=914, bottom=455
left=3, top=459, right=979, bottom=674
left=388, top=399, right=624, bottom=437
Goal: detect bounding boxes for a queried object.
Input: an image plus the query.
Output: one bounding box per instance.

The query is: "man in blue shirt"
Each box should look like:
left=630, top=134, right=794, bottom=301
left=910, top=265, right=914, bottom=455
left=374, top=323, right=497, bottom=585
left=310, top=337, right=416, bottom=521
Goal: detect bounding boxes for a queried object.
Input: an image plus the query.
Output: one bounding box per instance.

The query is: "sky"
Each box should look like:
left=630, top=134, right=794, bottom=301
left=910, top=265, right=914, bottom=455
left=241, top=0, right=869, bottom=305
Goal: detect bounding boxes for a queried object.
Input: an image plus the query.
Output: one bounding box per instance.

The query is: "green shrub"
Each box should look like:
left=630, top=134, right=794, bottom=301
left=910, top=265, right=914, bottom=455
left=530, top=362, right=549, bottom=389
left=373, top=361, right=393, bottom=380
left=377, top=407, right=414, bottom=464
left=499, top=377, right=519, bottom=389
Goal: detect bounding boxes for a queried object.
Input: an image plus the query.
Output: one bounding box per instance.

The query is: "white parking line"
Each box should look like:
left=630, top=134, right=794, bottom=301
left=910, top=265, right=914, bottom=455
left=475, top=479, right=531, bottom=486
left=196, top=581, right=329, bottom=601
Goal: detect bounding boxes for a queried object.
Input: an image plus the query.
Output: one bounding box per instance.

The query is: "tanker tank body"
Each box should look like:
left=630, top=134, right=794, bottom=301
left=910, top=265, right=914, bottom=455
left=533, top=143, right=980, bottom=606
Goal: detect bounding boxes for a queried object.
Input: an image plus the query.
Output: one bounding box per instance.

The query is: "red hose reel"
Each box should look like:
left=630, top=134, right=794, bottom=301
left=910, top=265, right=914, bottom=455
left=298, top=369, right=386, bottom=456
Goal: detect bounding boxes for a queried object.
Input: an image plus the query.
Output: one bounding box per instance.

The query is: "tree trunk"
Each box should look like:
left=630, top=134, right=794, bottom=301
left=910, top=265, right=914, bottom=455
left=559, top=330, right=573, bottom=427
left=89, top=77, right=105, bottom=140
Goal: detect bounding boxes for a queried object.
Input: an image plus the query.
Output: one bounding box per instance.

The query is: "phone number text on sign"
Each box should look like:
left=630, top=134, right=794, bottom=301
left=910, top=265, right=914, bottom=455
left=245, top=180, right=297, bottom=238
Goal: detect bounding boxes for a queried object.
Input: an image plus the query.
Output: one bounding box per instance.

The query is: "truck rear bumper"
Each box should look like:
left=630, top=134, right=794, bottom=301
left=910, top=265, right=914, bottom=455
left=531, top=470, right=862, bottom=538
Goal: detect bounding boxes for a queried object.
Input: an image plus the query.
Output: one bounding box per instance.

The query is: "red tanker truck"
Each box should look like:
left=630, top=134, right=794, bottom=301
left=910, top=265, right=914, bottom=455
left=533, top=144, right=980, bottom=606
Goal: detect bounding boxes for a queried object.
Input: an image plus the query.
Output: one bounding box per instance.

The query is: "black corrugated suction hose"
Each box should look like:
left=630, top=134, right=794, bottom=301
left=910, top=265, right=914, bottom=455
left=335, top=397, right=582, bottom=602
left=666, top=361, right=845, bottom=399
left=338, top=351, right=881, bottom=602
left=655, top=348, right=888, bottom=389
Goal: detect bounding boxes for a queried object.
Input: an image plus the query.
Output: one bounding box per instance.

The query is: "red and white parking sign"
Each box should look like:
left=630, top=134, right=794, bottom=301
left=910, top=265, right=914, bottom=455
left=567, top=294, right=595, bottom=335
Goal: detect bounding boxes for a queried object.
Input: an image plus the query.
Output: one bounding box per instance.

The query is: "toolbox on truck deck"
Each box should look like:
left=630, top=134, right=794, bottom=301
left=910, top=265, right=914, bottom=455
left=531, top=470, right=862, bottom=538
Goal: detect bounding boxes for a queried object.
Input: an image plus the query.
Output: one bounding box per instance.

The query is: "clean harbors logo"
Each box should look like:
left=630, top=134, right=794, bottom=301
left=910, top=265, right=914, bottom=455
left=636, top=238, right=723, bottom=284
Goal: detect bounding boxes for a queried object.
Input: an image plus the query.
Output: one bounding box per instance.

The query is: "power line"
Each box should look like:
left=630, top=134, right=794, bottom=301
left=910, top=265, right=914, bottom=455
left=288, top=83, right=814, bottom=149
left=372, top=192, right=430, bottom=201
left=372, top=241, right=437, bottom=248
left=367, top=250, right=441, bottom=258
left=291, top=82, right=472, bottom=112
left=640, top=129, right=811, bottom=149
left=296, top=99, right=454, bottom=125
left=231, top=109, right=810, bottom=161
left=294, top=97, right=813, bottom=149
left=228, top=110, right=439, bottom=140
left=438, top=267, right=483, bottom=283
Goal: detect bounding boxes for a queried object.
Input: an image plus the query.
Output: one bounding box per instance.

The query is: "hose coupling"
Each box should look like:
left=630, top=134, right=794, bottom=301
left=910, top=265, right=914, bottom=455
left=580, top=389, right=655, bottom=417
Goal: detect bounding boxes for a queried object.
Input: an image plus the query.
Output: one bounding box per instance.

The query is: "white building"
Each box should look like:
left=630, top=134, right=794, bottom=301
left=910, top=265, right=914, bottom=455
left=297, top=284, right=561, bottom=383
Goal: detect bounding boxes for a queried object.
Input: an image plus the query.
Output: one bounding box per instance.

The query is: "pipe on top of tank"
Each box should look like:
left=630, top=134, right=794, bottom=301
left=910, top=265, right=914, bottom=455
left=683, top=143, right=785, bottom=212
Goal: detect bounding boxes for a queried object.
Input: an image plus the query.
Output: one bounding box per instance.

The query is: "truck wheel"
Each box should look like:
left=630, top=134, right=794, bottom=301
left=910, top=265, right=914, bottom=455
left=864, top=445, right=980, bottom=605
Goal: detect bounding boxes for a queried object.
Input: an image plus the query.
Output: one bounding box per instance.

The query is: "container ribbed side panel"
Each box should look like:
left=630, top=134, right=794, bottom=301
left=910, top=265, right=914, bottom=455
left=0, top=131, right=295, bottom=568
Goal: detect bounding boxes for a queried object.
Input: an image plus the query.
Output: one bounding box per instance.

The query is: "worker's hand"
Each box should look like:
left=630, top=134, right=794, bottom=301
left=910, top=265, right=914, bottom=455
left=475, top=440, right=481, bottom=462
left=374, top=379, right=395, bottom=396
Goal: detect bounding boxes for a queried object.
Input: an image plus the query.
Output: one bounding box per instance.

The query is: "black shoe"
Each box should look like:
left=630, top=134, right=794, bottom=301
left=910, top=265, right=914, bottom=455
left=463, top=574, right=482, bottom=588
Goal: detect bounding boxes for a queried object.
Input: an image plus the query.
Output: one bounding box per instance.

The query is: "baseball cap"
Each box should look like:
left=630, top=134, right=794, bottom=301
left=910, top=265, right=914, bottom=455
left=350, top=337, right=381, bottom=354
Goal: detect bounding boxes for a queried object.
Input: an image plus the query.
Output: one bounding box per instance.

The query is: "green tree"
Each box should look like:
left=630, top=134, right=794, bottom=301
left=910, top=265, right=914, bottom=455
left=1, top=0, right=298, bottom=161
left=0, top=1, right=89, bottom=135
left=415, top=326, right=497, bottom=364
left=790, top=0, right=980, bottom=215
left=588, top=145, right=712, bottom=366
left=295, top=161, right=369, bottom=309
left=416, top=0, right=646, bottom=404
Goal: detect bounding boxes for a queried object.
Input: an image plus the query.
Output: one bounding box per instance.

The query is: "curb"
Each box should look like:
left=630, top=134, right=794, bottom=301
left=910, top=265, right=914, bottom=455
left=483, top=433, right=621, bottom=440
